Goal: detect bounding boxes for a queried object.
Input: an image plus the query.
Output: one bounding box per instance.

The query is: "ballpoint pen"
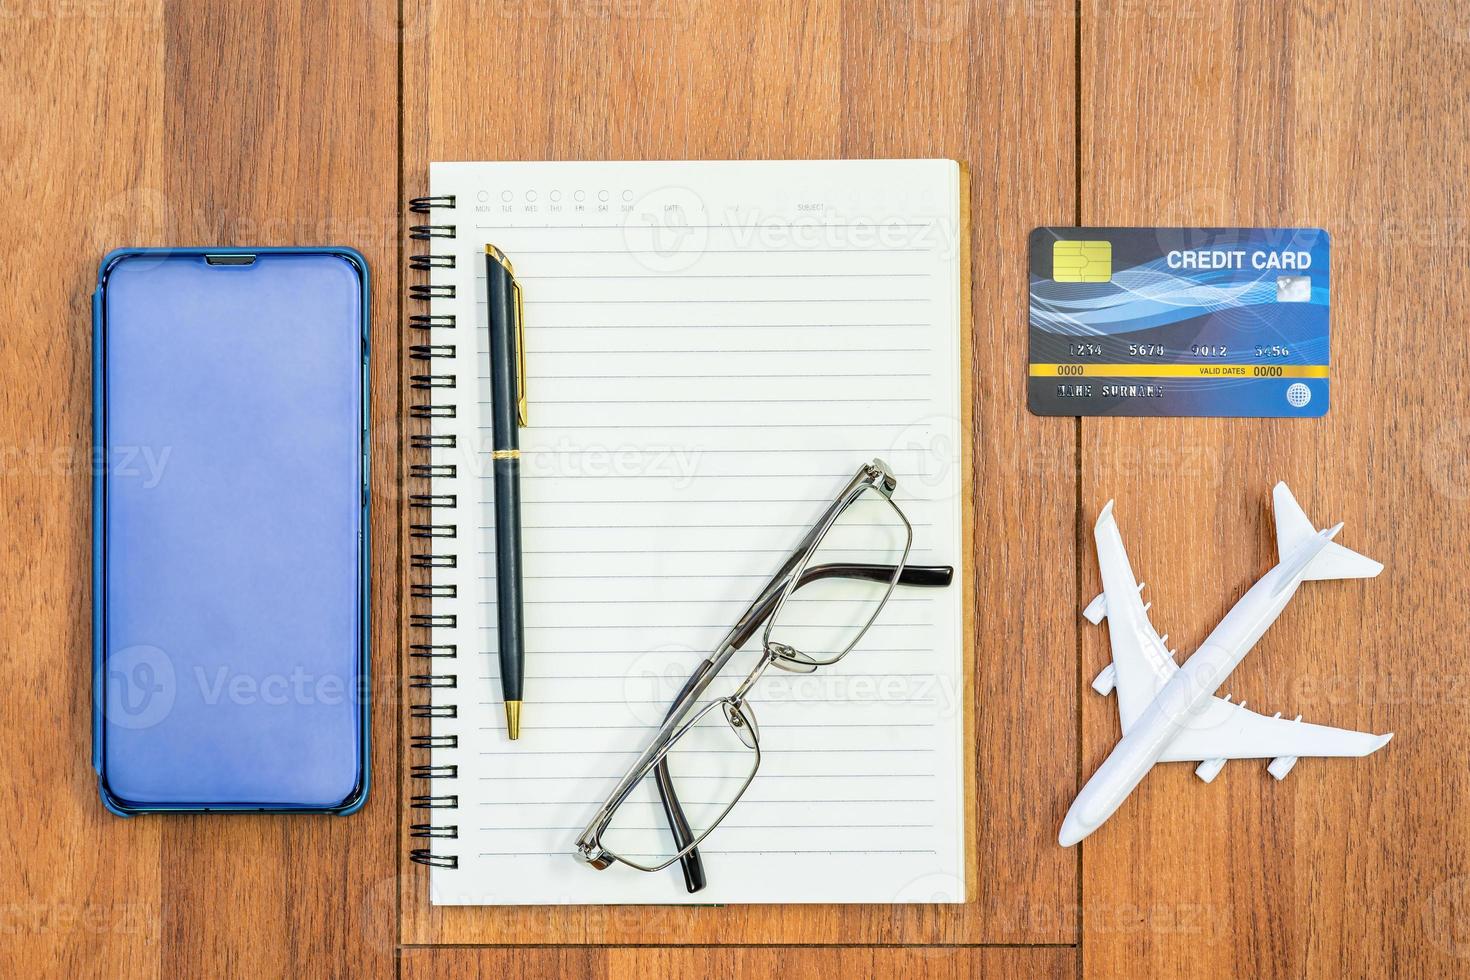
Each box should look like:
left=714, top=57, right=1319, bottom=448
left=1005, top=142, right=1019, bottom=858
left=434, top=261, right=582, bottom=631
left=485, top=245, right=527, bottom=740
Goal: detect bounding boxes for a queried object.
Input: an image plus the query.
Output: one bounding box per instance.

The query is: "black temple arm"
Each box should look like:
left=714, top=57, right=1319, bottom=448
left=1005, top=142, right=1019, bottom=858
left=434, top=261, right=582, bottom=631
left=654, top=663, right=710, bottom=893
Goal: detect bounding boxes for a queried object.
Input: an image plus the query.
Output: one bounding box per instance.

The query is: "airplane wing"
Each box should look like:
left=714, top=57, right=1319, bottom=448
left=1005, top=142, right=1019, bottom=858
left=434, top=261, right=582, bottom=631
left=1083, top=501, right=1179, bottom=733
left=1160, top=695, right=1393, bottom=765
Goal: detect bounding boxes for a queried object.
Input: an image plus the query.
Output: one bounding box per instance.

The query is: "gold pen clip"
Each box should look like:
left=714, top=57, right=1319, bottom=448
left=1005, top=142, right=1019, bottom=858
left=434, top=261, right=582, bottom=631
left=513, top=276, right=527, bottom=426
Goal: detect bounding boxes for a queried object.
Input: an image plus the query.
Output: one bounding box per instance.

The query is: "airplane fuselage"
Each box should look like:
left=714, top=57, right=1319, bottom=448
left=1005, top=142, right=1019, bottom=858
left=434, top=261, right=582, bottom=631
left=1059, top=535, right=1327, bottom=845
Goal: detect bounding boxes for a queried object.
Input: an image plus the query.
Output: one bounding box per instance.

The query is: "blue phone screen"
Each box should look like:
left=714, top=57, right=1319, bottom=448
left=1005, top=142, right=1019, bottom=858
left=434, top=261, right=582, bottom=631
left=98, top=251, right=366, bottom=811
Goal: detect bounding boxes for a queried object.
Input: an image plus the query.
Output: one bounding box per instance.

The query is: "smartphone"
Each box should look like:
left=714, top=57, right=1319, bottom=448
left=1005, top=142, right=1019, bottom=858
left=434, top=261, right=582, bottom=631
left=93, top=247, right=370, bottom=814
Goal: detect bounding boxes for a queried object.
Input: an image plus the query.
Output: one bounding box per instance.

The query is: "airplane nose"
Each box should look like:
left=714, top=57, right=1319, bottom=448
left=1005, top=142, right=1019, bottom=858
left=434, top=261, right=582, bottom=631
left=1058, top=811, right=1089, bottom=847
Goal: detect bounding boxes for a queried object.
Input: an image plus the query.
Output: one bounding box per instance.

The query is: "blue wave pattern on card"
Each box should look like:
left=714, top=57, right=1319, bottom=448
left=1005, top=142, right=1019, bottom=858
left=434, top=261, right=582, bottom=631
left=1027, top=227, right=1330, bottom=418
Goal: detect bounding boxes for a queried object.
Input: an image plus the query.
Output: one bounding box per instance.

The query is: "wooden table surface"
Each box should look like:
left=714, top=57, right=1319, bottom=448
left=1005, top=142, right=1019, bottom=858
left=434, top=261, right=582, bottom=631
left=2, top=1, right=1466, bottom=977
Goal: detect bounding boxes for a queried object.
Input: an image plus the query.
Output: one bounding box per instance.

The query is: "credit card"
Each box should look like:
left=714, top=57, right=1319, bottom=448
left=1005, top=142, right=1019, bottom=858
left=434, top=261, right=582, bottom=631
left=1028, top=227, right=1330, bottom=417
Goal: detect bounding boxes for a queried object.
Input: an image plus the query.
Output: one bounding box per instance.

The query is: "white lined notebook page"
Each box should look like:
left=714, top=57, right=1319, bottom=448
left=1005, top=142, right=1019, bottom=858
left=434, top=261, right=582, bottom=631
left=424, top=161, right=965, bottom=905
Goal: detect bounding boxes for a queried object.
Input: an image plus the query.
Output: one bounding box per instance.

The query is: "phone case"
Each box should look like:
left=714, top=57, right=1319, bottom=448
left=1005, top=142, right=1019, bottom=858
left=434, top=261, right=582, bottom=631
left=93, top=247, right=370, bottom=815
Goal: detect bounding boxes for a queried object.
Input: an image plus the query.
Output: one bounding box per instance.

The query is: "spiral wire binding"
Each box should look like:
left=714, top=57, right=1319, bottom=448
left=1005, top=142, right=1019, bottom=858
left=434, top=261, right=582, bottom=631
left=408, top=193, right=461, bottom=870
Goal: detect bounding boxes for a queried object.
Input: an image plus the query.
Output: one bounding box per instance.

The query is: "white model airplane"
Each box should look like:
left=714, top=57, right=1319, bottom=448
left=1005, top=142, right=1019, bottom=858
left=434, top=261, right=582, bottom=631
left=1059, top=483, right=1393, bottom=847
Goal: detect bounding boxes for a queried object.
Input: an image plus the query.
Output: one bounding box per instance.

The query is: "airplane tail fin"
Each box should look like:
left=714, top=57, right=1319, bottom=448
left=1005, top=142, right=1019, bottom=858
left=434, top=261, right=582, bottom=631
left=1272, top=483, right=1384, bottom=581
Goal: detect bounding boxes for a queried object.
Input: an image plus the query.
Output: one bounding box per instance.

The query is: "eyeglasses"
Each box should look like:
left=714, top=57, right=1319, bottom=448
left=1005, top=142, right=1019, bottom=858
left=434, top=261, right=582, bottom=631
left=574, top=459, right=954, bottom=891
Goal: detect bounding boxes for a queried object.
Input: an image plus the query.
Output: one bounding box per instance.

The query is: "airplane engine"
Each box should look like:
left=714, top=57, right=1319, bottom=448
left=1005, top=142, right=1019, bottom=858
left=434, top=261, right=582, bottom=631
left=1083, top=593, right=1108, bottom=624
left=1091, top=663, right=1117, bottom=696
left=1267, top=716, right=1305, bottom=779
left=1194, top=758, right=1227, bottom=783
left=1268, top=756, right=1299, bottom=780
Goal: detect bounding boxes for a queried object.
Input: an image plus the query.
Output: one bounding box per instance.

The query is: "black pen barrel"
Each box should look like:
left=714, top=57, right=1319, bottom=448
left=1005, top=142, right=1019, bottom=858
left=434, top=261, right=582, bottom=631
left=492, top=455, right=524, bottom=704
left=486, top=251, right=521, bottom=452
left=486, top=247, right=525, bottom=735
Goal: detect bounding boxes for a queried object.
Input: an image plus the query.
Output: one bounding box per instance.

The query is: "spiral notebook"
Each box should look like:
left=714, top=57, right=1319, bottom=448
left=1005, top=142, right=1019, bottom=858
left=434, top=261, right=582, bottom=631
left=407, top=160, right=973, bottom=905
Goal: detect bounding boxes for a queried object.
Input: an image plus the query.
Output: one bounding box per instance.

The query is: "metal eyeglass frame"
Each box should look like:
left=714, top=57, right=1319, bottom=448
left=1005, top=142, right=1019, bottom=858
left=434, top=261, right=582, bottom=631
left=574, top=459, right=955, bottom=889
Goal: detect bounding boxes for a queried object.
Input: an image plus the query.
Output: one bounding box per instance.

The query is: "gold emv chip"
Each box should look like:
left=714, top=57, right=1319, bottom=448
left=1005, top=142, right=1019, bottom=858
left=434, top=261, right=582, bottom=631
left=1053, top=240, right=1111, bottom=282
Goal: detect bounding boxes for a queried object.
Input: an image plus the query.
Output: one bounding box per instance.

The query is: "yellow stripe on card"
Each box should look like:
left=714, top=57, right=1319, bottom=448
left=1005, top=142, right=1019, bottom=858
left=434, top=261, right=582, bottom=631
left=1029, top=363, right=1330, bottom=379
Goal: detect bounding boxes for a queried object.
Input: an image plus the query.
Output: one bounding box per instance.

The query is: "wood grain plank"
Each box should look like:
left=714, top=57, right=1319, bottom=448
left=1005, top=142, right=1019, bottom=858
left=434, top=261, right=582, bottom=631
left=0, top=5, right=165, bottom=977
left=1080, top=2, right=1470, bottom=977
left=399, top=944, right=1076, bottom=980
left=0, top=0, right=397, bottom=976
left=152, top=0, right=401, bottom=974
left=401, top=0, right=1077, bottom=945
left=958, top=0, right=1080, bottom=944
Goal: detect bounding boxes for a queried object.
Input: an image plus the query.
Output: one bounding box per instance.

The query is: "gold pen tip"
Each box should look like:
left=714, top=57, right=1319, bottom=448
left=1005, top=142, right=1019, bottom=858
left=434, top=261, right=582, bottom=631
left=505, top=700, right=522, bottom=741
